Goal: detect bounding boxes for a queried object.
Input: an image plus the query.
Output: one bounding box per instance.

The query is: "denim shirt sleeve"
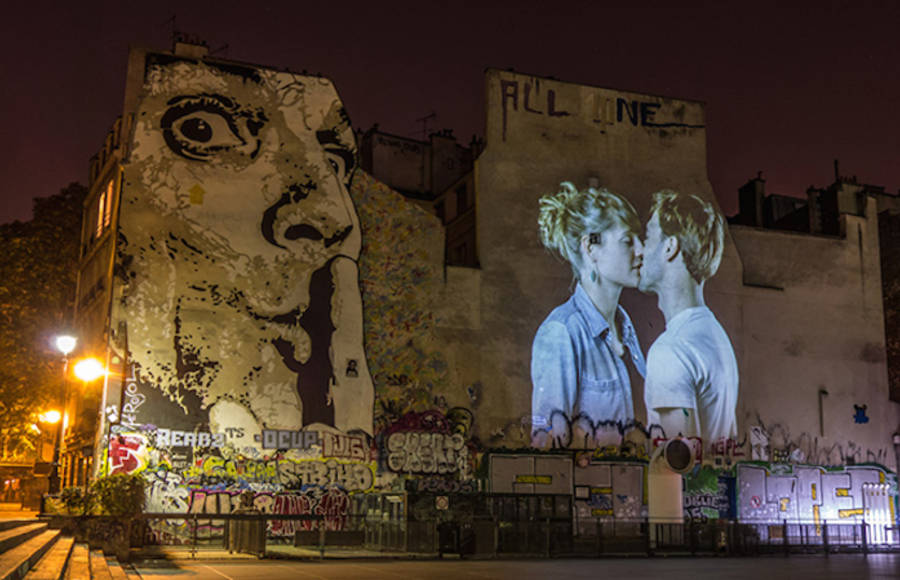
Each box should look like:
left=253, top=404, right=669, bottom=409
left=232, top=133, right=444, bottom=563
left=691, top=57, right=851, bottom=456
left=531, top=319, right=577, bottom=431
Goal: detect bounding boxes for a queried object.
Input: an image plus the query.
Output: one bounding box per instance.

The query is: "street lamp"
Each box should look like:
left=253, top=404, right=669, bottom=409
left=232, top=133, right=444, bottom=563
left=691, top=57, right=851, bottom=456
left=51, top=335, right=77, bottom=495
left=55, top=335, right=76, bottom=357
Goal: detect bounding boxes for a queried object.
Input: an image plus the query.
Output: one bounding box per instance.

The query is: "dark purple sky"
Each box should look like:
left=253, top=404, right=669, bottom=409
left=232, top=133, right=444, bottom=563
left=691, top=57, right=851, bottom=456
left=2, top=0, right=898, bottom=222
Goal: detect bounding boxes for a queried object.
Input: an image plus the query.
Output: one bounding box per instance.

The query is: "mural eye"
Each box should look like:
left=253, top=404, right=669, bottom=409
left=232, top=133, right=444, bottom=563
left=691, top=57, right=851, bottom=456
left=161, top=95, right=264, bottom=161
left=180, top=117, right=212, bottom=142
left=325, top=150, right=350, bottom=181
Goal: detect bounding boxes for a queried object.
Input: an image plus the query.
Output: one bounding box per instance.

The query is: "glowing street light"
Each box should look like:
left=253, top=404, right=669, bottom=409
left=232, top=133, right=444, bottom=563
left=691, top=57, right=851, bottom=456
left=73, top=358, right=106, bottom=382
left=39, top=410, right=62, bottom=424
left=54, top=335, right=77, bottom=356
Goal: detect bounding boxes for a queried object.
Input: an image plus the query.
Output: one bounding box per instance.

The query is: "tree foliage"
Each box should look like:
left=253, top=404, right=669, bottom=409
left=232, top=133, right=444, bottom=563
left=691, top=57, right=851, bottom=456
left=0, top=182, right=85, bottom=457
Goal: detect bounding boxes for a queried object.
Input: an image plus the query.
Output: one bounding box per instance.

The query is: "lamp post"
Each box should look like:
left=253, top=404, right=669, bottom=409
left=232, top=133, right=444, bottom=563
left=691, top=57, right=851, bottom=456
left=50, top=335, right=76, bottom=494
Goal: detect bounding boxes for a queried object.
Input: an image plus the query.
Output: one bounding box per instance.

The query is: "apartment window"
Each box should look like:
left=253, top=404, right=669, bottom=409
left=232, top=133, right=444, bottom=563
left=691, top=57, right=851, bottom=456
left=103, top=180, right=113, bottom=228
left=95, top=179, right=114, bottom=238
left=96, top=190, right=105, bottom=238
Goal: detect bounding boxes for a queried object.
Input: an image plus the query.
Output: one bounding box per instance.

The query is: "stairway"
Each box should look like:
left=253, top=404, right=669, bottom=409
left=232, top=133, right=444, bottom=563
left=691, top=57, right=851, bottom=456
left=0, top=520, right=136, bottom=579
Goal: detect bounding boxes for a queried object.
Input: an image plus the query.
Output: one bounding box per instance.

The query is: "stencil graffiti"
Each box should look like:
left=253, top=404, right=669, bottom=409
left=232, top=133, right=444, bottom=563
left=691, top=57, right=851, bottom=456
left=115, top=51, right=374, bottom=441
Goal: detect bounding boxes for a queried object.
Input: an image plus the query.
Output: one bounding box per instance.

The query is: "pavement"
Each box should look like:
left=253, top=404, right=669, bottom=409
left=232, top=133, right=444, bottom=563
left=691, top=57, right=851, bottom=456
left=128, top=554, right=900, bottom=579
left=0, top=503, right=37, bottom=520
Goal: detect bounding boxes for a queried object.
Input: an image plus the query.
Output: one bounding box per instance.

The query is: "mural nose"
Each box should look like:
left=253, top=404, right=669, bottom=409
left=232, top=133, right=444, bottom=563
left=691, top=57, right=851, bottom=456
left=260, top=183, right=352, bottom=250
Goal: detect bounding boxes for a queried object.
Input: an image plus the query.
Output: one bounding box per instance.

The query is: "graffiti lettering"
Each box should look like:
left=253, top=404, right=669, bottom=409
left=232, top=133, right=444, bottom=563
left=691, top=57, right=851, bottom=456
left=320, top=432, right=368, bottom=460
left=108, top=434, right=147, bottom=475
left=187, top=488, right=351, bottom=534
left=386, top=431, right=468, bottom=476
left=260, top=429, right=319, bottom=450
left=157, top=428, right=224, bottom=448
left=184, top=456, right=374, bottom=491
left=120, top=381, right=145, bottom=428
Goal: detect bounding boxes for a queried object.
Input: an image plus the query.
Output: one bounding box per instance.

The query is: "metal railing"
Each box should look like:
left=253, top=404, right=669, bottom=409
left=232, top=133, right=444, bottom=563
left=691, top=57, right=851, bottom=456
left=111, top=514, right=900, bottom=558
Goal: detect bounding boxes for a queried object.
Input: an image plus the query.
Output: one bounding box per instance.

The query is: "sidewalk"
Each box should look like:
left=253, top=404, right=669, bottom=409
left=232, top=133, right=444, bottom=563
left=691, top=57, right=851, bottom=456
left=0, top=503, right=37, bottom=520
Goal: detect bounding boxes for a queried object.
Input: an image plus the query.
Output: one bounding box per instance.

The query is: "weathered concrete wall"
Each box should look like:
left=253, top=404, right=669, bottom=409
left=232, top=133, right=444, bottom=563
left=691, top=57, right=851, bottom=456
left=368, top=133, right=426, bottom=194
left=731, top=196, right=898, bottom=468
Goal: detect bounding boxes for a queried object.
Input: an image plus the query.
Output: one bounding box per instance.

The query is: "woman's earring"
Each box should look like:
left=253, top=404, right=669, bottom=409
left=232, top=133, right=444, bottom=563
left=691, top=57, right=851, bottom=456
left=591, top=270, right=597, bottom=283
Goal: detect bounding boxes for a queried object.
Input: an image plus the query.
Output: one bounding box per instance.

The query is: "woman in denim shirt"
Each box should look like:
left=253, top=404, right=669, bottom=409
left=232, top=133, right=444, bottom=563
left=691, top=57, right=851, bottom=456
left=531, top=182, right=646, bottom=448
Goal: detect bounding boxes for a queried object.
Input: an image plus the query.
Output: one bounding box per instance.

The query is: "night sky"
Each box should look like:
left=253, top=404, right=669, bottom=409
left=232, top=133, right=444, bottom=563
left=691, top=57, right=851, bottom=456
left=2, top=0, right=898, bottom=222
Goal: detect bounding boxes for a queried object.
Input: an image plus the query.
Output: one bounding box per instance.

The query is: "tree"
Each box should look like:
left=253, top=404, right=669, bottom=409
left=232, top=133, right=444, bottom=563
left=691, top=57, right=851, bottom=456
left=0, top=183, right=85, bottom=458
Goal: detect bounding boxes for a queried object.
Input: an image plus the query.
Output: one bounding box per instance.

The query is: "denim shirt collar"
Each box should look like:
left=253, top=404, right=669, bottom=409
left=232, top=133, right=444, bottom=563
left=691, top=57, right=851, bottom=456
left=572, top=283, right=639, bottom=346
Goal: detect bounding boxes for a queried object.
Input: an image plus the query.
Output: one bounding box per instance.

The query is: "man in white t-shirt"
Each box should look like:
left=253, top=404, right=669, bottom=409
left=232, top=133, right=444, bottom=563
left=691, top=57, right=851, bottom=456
left=638, top=190, right=738, bottom=443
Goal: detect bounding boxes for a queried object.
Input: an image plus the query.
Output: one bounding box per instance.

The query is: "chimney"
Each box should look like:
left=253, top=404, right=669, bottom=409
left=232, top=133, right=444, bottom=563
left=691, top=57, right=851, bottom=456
left=738, top=172, right=766, bottom=227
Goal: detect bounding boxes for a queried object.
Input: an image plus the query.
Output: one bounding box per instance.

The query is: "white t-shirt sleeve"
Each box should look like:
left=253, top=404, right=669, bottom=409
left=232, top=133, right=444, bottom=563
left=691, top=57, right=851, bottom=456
left=645, top=341, right=697, bottom=411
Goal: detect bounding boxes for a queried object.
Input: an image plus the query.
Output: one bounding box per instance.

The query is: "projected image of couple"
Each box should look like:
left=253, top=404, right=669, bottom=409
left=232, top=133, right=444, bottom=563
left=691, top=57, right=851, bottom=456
left=531, top=182, right=737, bottom=449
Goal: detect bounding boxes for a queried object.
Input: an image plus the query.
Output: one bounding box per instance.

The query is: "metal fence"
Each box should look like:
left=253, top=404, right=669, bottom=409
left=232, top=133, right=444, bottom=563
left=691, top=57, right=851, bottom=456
left=131, top=513, right=900, bottom=558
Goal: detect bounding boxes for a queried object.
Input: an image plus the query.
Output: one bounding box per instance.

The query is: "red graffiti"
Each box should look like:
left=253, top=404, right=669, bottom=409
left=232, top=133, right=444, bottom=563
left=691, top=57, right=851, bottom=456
left=108, top=435, right=144, bottom=475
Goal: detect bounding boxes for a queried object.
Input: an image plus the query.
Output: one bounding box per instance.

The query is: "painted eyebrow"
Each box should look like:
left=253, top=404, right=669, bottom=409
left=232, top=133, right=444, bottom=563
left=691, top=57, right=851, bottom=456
left=316, top=130, right=355, bottom=169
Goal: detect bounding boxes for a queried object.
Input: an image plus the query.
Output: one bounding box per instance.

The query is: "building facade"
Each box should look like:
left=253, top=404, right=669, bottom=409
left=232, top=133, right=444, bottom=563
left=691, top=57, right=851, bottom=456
left=66, top=46, right=899, bottom=542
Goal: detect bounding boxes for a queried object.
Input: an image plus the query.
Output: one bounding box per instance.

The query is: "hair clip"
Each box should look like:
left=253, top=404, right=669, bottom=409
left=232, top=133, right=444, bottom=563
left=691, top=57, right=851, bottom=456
left=589, top=233, right=601, bottom=245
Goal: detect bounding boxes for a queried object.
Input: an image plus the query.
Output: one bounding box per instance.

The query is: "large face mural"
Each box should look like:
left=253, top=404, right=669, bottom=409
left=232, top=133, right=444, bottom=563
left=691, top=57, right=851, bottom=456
left=118, top=55, right=373, bottom=444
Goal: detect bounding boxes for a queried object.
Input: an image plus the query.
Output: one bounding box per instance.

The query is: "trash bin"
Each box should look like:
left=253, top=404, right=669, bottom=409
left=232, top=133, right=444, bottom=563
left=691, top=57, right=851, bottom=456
left=226, top=493, right=266, bottom=557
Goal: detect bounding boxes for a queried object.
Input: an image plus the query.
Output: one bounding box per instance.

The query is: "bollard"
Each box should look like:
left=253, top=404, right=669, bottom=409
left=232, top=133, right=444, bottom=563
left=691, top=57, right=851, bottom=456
left=596, top=518, right=603, bottom=557
left=783, top=519, right=789, bottom=557
left=545, top=517, right=551, bottom=558
left=318, top=520, right=325, bottom=560
left=493, top=517, right=499, bottom=558
left=689, top=519, right=697, bottom=555
left=861, top=518, right=868, bottom=557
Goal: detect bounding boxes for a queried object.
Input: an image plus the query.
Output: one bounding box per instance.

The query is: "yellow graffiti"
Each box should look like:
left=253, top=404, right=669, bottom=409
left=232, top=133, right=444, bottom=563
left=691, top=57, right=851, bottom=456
left=838, top=508, right=864, bottom=518
left=811, top=483, right=817, bottom=500
left=189, top=184, right=205, bottom=204
left=813, top=505, right=821, bottom=536
left=835, top=488, right=849, bottom=497
left=591, top=509, right=613, bottom=516
left=591, top=487, right=612, bottom=494
left=591, top=444, right=649, bottom=461
left=779, top=498, right=789, bottom=512
left=515, top=475, right=552, bottom=485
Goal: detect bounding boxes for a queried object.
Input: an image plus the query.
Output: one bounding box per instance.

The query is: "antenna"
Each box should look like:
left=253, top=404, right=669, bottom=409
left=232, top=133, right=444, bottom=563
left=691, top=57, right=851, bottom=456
left=415, top=111, right=437, bottom=140
left=161, top=14, right=178, bottom=46
left=209, top=43, right=230, bottom=57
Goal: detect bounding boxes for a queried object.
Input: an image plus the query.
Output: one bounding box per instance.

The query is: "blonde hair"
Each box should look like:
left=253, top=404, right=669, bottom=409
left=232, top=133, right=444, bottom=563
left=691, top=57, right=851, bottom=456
left=650, top=190, right=725, bottom=283
left=538, top=182, right=640, bottom=280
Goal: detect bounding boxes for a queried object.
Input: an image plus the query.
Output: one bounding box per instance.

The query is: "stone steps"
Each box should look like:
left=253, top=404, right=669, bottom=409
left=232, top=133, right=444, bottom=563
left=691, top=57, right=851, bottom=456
left=26, top=537, right=74, bottom=580
left=0, top=519, right=134, bottom=580
left=0, top=529, right=58, bottom=580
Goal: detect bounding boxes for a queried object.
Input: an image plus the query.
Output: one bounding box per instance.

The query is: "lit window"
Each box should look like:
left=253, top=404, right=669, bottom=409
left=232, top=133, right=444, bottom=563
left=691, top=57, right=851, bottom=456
left=96, top=190, right=105, bottom=238
left=103, top=180, right=113, bottom=228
